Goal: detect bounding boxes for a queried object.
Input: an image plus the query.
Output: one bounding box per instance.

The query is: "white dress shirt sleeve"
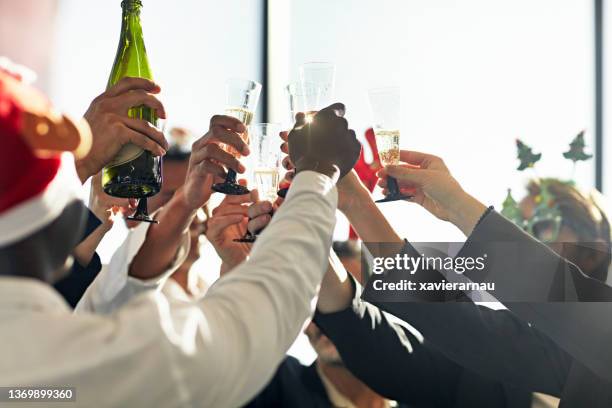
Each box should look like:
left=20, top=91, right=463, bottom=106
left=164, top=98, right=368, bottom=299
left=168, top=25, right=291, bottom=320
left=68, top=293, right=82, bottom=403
left=75, top=217, right=190, bottom=314
left=178, top=170, right=337, bottom=406
left=120, top=171, right=337, bottom=407
left=4, top=171, right=337, bottom=407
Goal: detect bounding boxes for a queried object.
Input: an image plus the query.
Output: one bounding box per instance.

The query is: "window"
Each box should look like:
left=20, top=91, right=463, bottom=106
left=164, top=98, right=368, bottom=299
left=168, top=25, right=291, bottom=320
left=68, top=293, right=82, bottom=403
left=271, top=0, right=595, bottom=241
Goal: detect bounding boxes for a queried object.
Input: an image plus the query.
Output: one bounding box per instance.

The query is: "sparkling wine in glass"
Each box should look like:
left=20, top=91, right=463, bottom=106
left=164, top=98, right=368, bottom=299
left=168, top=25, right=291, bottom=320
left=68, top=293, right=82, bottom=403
left=368, top=86, right=411, bottom=203
left=212, top=78, right=261, bottom=195
left=235, top=123, right=282, bottom=243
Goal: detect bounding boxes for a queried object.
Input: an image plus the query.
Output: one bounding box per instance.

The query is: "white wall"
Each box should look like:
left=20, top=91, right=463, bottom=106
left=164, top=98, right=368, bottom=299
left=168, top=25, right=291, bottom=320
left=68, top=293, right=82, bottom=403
left=273, top=0, right=595, bottom=243
left=50, top=0, right=264, bottom=131
left=49, top=0, right=264, bottom=263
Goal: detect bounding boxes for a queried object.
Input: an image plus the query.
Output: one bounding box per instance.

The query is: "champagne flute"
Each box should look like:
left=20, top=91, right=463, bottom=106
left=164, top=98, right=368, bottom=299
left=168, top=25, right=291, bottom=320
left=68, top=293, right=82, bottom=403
left=277, top=63, right=335, bottom=197
left=234, top=123, right=282, bottom=243
left=368, top=86, right=412, bottom=203
left=299, top=61, right=336, bottom=110
left=212, top=78, right=262, bottom=195
left=276, top=82, right=319, bottom=198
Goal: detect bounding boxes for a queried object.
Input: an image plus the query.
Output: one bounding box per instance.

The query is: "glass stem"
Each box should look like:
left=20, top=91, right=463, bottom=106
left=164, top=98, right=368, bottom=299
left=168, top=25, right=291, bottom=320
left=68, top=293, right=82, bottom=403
left=135, top=198, right=149, bottom=217
left=387, top=176, right=400, bottom=196
left=226, top=169, right=237, bottom=184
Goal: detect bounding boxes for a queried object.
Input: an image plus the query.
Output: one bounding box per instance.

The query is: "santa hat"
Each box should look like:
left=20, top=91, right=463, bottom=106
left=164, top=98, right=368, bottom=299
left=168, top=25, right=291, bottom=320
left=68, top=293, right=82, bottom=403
left=0, top=66, right=91, bottom=247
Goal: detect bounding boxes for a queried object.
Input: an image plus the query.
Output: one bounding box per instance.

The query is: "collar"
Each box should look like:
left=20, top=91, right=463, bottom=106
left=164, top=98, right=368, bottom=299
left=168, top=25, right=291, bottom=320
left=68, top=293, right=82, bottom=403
left=0, top=276, right=70, bottom=313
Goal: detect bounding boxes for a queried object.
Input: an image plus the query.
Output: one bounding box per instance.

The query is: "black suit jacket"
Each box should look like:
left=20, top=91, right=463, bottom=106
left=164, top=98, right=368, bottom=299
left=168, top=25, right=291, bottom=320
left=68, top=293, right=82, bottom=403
left=359, top=211, right=612, bottom=407
left=313, top=289, right=533, bottom=408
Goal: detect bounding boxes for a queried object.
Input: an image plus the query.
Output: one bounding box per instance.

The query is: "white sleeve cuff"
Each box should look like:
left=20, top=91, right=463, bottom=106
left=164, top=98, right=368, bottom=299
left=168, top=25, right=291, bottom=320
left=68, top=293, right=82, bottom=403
left=285, top=170, right=338, bottom=206
left=76, top=216, right=190, bottom=314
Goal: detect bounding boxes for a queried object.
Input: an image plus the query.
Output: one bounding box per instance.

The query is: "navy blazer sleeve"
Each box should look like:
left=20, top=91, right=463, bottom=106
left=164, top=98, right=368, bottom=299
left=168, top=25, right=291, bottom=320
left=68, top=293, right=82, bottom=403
left=363, top=210, right=612, bottom=387
left=316, top=278, right=565, bottom=403
left=53, top=209, right=103, bottom=307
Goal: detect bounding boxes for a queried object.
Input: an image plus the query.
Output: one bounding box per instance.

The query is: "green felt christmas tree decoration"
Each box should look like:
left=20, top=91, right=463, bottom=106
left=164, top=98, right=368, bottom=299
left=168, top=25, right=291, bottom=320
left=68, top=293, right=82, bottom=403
left=501, top=189, right=524, bottom=226
left=563, top=130, right=592, bottom=163
left=516, top=139, right=542, bottom=171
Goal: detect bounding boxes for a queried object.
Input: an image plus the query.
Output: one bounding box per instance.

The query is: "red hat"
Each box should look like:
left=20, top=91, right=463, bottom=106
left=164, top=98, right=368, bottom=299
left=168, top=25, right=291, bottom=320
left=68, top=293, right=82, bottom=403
left=0, top=67, right=91, bottom=247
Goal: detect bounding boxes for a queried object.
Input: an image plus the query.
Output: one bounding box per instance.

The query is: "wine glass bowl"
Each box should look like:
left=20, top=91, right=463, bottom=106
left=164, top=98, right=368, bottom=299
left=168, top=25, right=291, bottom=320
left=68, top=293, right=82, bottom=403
left=277, top=66, right=335, bottom=198
left=299, top=62, right=336, bottom=110
left=234, top=123, right=282, bottom=243
left=368, top=86, right=411, bottom=203
left=212, top=78, right=262, bottom=195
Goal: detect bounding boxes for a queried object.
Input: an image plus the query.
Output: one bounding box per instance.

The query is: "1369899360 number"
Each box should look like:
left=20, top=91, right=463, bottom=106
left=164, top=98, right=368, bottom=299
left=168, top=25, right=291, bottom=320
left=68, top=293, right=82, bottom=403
left=2, top=387, right=75, bottom=402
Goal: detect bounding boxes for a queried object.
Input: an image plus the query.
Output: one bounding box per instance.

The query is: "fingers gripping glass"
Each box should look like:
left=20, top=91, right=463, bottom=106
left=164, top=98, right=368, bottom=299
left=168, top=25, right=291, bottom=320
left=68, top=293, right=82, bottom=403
left=212, top=78, right=262, bottom=195
left=368, top=87, right=412, bottom=203
left=235, top=123, right=282, bottom=243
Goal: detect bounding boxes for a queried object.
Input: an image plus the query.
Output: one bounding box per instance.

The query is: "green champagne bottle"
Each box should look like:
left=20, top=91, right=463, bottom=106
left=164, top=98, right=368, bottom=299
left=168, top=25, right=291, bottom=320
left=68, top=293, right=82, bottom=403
left=102, top=0, right=162, bottom=199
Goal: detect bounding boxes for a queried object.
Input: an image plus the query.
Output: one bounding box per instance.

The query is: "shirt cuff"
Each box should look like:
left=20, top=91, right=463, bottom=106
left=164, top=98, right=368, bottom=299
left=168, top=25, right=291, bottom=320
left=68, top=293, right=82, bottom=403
left=77, top=216, right=191, bottom=314
left=286, top=170, right=338, bottom=206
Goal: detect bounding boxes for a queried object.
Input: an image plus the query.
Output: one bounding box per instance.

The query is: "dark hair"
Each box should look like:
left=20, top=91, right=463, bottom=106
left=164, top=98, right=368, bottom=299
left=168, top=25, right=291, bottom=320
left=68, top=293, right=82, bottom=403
left=164, top=127, right=192, bottom=162
left=332, top=240, right=361, bottom=260
left=164, top=145, right=190, bottom=162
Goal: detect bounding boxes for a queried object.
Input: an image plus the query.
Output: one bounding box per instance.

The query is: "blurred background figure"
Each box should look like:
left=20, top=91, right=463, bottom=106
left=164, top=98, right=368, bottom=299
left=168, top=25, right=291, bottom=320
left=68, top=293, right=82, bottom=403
left=519, top=178, right=611, bottom=283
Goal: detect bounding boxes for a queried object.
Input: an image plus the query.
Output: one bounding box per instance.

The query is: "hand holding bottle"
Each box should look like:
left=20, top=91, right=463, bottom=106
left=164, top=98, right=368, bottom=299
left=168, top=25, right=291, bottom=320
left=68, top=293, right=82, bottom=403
left=182, top=115, right=249, bottom=210
left=78, top=77, right=168, bottom=182
left=377, top=150, right=487, bottom=235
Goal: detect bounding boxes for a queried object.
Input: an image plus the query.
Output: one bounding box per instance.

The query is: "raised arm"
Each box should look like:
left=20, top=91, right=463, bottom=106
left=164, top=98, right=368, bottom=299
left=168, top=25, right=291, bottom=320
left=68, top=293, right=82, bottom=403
left=129, top=114, right=249, bottom=280
left=377, top=150, right=612, bottom=383
left=315, top=249, right=569, bottom=401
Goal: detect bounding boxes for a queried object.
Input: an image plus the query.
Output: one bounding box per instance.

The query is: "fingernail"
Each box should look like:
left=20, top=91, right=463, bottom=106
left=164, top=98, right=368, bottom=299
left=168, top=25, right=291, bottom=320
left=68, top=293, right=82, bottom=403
left=238, top=163, right=246, bottom=173
left=237, top=123, right=246, bottom=132
left=242, top=145, right=250, bottom=155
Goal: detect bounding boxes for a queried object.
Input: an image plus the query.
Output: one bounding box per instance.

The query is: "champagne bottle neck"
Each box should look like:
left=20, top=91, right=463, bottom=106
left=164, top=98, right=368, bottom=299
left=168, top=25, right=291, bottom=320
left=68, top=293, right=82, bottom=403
left=121, top=3, right=143, bottom=32
left=121, top=0, right=142, bottom=13
left=108, top=0, right=152, bottom=87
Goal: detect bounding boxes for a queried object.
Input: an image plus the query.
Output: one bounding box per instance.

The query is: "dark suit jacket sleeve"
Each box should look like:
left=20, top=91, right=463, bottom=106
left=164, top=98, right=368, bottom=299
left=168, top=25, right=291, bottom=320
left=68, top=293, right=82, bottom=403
left=460, top=211, right=612, bottom=302
left=53, top=209, right=103, bottom=308
left=365, top=210, right=612, bottom=387
left=54, top=251, right=102, bottom=307
left=459, top=211, right=612, bottom=383
left=367, top=300, right=572, bottom=397
left=313, top=281, right=463, bottom=407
